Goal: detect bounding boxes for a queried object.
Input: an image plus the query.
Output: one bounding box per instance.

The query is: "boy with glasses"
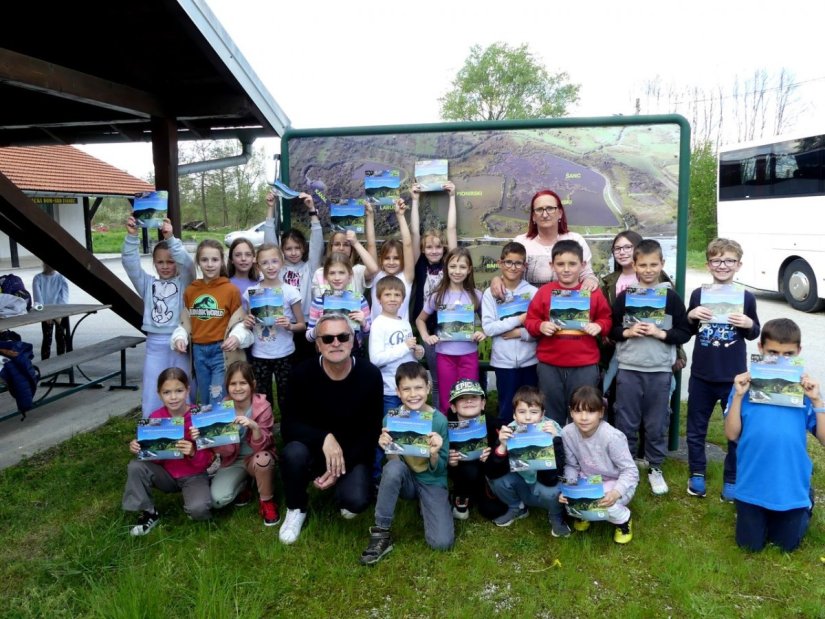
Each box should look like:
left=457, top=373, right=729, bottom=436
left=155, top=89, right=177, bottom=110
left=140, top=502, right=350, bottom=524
left=686, top=239, right=760, bottom=500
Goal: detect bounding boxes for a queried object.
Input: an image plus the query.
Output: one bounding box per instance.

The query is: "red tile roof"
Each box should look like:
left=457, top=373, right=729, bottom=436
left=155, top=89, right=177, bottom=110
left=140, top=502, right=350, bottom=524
left=0, top=145, right=154, bottom=196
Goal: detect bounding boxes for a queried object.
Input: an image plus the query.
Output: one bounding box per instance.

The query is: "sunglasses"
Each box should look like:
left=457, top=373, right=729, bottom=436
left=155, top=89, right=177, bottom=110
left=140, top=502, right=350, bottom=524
left=319, top=332, right=351, bottom=344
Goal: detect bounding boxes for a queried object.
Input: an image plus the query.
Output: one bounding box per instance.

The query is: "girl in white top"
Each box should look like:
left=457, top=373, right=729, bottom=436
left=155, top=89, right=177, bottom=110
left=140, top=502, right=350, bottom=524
left=368, top=198, right=415, bottom=320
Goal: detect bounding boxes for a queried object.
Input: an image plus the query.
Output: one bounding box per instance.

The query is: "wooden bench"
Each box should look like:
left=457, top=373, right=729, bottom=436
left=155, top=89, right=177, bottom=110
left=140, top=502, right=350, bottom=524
left=1, top=335, right=145, bottom=421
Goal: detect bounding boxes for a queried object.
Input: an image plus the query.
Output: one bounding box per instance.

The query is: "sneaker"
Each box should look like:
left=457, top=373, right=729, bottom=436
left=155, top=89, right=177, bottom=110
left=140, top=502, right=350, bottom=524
left=614, top=518, right=633, bottom=544
left=206, top=453, right=222, bottom=478
left=259, top=499, right=280, bottom=527
left=648, top=467, right=669, bottom=495
left=278, top=508, right=307, bottom=544
left=573, top=519, right=591, bottom=532
left=234, top=481, right=252, bottom=507
left=359, top=527, right=394, bottom=566
left=340, top=508, right=358, bottom=520
left=129, top=510, right=160, bottom=537
left=493, top=505, right=529, bottom=527
left=687, top=474, right=707, bottom=498
left=452, top=496, right=469, bottom=520
left=721, top=482, right=736, bottom=503
left=550, top=513, right=572, bottom=538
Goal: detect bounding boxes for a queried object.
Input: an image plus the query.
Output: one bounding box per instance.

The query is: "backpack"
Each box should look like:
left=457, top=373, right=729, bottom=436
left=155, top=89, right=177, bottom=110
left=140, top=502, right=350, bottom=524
left=0, top=274, right=32, bottom=311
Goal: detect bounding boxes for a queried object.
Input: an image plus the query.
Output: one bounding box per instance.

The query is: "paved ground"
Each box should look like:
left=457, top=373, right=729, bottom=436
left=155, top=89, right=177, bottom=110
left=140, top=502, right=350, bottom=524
left=1, top=257, right=823, bottom=470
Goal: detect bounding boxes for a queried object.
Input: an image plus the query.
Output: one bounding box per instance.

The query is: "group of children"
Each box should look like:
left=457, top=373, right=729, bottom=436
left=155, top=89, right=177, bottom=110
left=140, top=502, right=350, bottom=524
left=118, top=184, right=824, bottom=558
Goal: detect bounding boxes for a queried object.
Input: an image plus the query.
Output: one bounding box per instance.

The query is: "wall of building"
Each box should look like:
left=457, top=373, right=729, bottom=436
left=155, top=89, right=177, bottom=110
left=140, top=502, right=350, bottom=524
left=0, top=196, right=85, bottom=266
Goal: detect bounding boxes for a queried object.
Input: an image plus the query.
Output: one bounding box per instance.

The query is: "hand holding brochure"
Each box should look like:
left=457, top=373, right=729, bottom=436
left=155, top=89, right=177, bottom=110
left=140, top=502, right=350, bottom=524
left=561, top=475, right=608, bottom=521
left=507, top=423, right=556, bottom=472
left=270, top=179, right=301, bottom=200
left=550, top=289, right=590, bottom=331
left=133, top=191, right=168, bottom=229
left=448, top=417, right=487, bottom=461
left=700, top=284, right=745, bottom=324
left=137, top=417, right=185, bottom=460
left=322, top=290, right=362, bottom=332
left=249, top=287, right=284, bottom=329
left=414, top=159, right=449, bottom=192
left=623, top=287, right=667, bottom=327
left=330, top=199, right=366, bottom=233
left=496, top=292, right=531, bottom=321
left=748, top=354, right=805, bottom=407
left=364, top=169, right=401, bottom=210
left=191, top=401, right=241, bottom=449
left=437, top=303, right=475, bottom=341
left=385, top=408, right=433, bottom=457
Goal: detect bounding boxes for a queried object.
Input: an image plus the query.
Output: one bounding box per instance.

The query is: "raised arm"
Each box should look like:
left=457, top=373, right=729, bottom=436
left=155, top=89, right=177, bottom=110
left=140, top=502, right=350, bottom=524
left=410, top=183, right=422, bottom=263
left=445, top=181, right=458, bottom=251
left=365, top=200, right=378, bottom=265
left=724, top=374, right=749, bottom=441
left=346, top=230, right=380, bottom=278
left=395, top=199, right=415, bottom=282
left=263, top=191, right=278, bottom=245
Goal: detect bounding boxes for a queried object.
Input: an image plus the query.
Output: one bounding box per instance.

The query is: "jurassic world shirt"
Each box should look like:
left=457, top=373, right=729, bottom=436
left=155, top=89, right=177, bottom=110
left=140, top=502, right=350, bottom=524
left=184, top=277, right=242, bottom=344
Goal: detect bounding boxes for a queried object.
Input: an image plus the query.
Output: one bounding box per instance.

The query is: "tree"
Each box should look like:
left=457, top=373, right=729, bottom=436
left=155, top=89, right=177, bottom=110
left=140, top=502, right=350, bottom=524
left=688, top=141, right=718, bottom=252
left=439, top=42, right=580, bottom=121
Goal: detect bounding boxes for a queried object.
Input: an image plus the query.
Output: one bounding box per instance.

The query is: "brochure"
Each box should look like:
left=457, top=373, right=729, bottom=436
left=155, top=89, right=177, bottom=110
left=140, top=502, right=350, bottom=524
left=330, top=199, right=366, bottom=233
left=364, top=169, right=401, bottom=210
left=496, top=292, right=531, bottom=320
left=322, top=290, right=363, bottom=332
left=550, top=289, right=590, bottom=331
left=437, top=303, right=475, bottom=341
left=700, top=284, right=745, bottom=324
left=191, top=402, right=240, bottom=449
left=385, top=408, right=433, bottom=458
left=136, top=417, right=184, bottom=460
left=507, top=423, right=556, bottom=472
left=414, top=159, right=449, bottom=192
left=623, top=287, right=667, bottom=327
left=749, top=354, right=805, bottom=407
left=133, top=191, right=168, bottom=229
left=448, top=417, right=487, bottom=461
left=561, top=475, right=608, bottom=521
left=249, top=287, right=284, bottom=329
left=270, top=179, right=301, bottom=200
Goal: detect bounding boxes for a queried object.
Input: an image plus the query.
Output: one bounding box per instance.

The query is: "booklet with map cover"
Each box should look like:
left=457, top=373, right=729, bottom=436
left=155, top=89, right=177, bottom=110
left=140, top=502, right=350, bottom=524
left=562, top=475, right=608, bottom=521
left=496, top=292, right=531, bottom=320
left=364, top=169, right=401, bottom=210
left=700, top=283, right=745, bottom=324
left=385, top=408, right=433, bottom=458
left=322, top=290, right=363, bottom=331
left=133, top=191, right=168, bottom=229
left=270, top=179, right=301, bottom=200
left=137, top=417, right=184, bottom=460
left=437, top=303, right=475, bottom=341
left=330, top=199, right=366, bottom=233
left=192, top=402, right=240, bottom=449
left=249, top=287, right=284, bottom=328
left=448, top=417, right=487, bottom=461
left=623, top=287, right=667, bottom=327
left=749, top=354, right=805, bottom=408
left=550, top=289, right=590, bottom=331
left=508, top=423, right=556, bottom=472
left=414, top=159, right=449, bottom=192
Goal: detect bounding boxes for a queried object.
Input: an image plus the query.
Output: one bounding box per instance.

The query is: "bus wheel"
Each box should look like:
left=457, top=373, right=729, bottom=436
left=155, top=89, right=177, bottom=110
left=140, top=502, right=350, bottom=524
left=782, top=259, right=825, bottom=312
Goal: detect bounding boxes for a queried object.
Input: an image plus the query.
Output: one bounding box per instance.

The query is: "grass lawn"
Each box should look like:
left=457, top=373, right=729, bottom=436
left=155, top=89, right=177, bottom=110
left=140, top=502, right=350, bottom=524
left=2, top=398, right=824, bottom=618
left=91, top=228, right=233, bottom=254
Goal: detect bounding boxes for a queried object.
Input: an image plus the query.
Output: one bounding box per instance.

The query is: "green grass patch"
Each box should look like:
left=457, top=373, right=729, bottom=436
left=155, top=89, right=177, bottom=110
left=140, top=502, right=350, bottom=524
left=92, top=229, right=233, bottom=254
left=2, top=402, right=824, bottom=617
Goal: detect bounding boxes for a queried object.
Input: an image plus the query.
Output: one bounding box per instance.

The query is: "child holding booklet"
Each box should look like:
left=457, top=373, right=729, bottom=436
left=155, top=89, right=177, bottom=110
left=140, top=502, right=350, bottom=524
left=122, top=368, right=212, bottom=536
left=482, top=241, right=538, bottom=423
left=367, top=199, right=415, bottom=319
left=360, top=362, right=452, bottom=565
left=560, top=385, right=639, bottom=544
left=686, top=238, right=760, bottom=500
left=524, top=240, right=611, bottom=426
left=724, top=318, right=825, bottom=552
left=191, top=361, right=279, bottom=527
left=485, top=385, right=570, bottom=537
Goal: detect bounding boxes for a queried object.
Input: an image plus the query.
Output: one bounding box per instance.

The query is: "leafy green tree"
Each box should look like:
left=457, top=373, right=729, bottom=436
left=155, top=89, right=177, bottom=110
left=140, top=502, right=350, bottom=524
left=440, top=42, right=580, bottom=121
left=688, top=141, right=718, bottom=252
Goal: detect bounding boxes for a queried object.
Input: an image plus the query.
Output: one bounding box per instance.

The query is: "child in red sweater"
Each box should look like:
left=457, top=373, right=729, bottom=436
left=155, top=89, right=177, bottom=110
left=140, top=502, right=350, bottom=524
left=525, top=240, right=611, bottom=426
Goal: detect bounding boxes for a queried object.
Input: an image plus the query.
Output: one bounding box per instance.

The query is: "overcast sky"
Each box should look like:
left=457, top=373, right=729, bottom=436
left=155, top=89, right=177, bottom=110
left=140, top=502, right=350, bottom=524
left=80, top=0, right=825, bottom=178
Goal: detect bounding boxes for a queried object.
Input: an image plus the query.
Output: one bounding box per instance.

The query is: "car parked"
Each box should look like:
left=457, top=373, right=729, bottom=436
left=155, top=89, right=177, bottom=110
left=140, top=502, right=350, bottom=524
left=224, top=221, right=266, bottom=248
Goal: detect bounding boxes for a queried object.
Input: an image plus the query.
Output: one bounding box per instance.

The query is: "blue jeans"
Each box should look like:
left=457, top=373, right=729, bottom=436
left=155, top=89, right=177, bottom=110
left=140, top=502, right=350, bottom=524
left=192, top=342, right=225, bottom=409
left=735, top=499, right=810, bottom=552
left=687, top=376, right=738, bottom=482
left=488, top=472, right=563, bottom=516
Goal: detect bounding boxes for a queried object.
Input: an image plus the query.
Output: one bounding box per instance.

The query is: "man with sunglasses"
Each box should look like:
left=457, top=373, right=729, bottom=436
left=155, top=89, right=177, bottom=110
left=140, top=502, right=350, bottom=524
left=279, top=314, right=384, bottom=544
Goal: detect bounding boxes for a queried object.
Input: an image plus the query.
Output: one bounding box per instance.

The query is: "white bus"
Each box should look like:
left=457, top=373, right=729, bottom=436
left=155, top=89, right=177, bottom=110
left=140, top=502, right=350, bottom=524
left=717, top=132, right=825, bottom=312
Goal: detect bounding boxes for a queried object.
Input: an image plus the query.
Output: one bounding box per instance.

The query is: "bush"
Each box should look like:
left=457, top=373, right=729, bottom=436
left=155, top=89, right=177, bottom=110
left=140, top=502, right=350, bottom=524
left=688, top=141, right=718, bottom=253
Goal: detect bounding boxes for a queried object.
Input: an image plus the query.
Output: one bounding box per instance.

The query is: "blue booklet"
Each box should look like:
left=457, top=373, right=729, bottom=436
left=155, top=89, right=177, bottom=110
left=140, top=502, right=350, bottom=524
left=365, top=169, right=401, bottom=210
left=385, top=408, right=433, bottom=458
left=270, top=179, right=301, bottom=200
left=561, top=475, right=608, bottom=521
left=700, top=284, right=745, bottom=324
left=414, top=159, right=449, bottom=192
left=322, top=290, right=363, bottom=331
left=507, top=423, right=556, bottom=472
left=137, top=417, right=184, bottom=460
left=133, top=191, right=168, bottom=229
left=448, top=417, right=487, bottom=461
left=749, top=354, right=805, bottom=408
left=191, top=402, right=241, bottom=449
left=550, top=289, right=590, bottom=331
left=249, top=287, right=284, bottom=328
left=437, top=303, right=475, bottom=341
left=496, top=292, right=531, bottom=320
left=330, top=199, right=366, bottom=233
left=623, top=287, right=667, bottom=327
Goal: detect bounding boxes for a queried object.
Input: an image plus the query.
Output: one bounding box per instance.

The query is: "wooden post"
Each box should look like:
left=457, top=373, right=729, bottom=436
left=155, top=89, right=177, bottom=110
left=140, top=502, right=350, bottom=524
left=151, top=116, right=180, bottom=237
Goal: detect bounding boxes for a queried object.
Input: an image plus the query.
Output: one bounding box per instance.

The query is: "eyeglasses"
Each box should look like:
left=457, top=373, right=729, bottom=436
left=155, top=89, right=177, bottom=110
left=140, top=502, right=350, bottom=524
left=612, top=245, right=634, bottom=254
left=533, top=206, right=560, bottom=217
left=501, top=260, right=525, bottom=269
left=708, top=258, right=738, bottom=268
left=319, top=332, right=351, bottom=344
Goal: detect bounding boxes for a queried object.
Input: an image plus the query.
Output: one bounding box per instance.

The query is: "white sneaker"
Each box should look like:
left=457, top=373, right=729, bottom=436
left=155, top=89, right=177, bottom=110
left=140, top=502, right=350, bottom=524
left=648, top=467, right=669, bottom=495
left=279, top=508, right=307, bottom=544
left=340, top=508, right=357, bottom=520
